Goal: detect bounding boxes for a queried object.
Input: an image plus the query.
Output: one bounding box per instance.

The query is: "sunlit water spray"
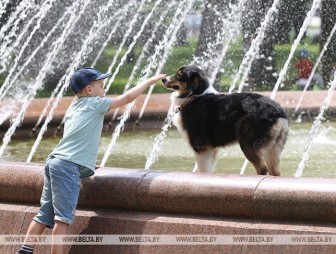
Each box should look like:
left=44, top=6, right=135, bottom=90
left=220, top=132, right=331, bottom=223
left=191, top=2, right=240, bottom=80
left=107, top=2, right=174, bottom=127
left=141, top=1, right=198, bottom=170
left=145, top=105, right=176, bottom=170
left=104, top=0, right=163, bottom=93
left=294, top=20, right=336, bottom=112
left=51, top=3, right=129, bottom=135
left=26, top=0, right=118, bottom=162
left=137, top=0, right=193, bottom=123
left=26, top=2, right=87, bottom=134
left=0, top=0, right=11, bottom=20
left=33, top=1, right=125, bottom=136
left=103, top=0, right=146, bottom=91
left=0, top=0, right=36, bottom=73
left=0, top=0, right=84, bottom=104
left=240, top=0, right=321, bottom=175
left=145, top=0, right=241, bottom=170
left=208, top=1, right=243, bottom=85
left=0, top=0, right=58, bottom=100
left=100, top=0, right=193, bottom=167
left=0, top=0, right=94, bottom=158
left=295, top=75, right=336, bottom=177
left=90, top=2, right=134, bottom=67
left=270, top=0, right=321, bottom=100
left=229, top=0, right=281, bottom=94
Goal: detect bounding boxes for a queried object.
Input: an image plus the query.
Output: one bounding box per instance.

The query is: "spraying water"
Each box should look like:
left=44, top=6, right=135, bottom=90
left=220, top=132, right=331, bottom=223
left=103, top=0, right=146, bottom=91
left=145, top=105, right=176, bottom=170
left=0, top=98, right=22, bottom=126
left=26, top=0, right=118, bottom=162
left=100, top=0, right=194, bottom=167
left=23, top=2, right=87, bottom=134
left=208, top=1, right=243, bottom=85
left=0, top=0, right=35, bottom=73
left=0, top=0, right=84, bottom=112
left=229, top=0, right=281, bottom=94
left=52, top=2, right=131, bottom=135
left=191, top=2, right=238, bottom=78
left=294, top=20, right=336, bottom=112
left=295, top=75, right=336, bottom=177
left=0, top=0, right=93, bottom=158
left=136, top=0, right=194, bottom=123
left=90, top=3, right=132, bottom=67
left=104, top=0, right=163, bottom=93
left=144, top=0, right=242, bottom=170
left=240, top=0, right=321, bottom=175
left=0, top=0, right=11, bottom=21
left=270, top=0, right=321, bottom=100
left=32, top=1, right=126, bottom=136
left=0, top=0, right=58, bottom=100
left=107, top=2, right=175, bottom=126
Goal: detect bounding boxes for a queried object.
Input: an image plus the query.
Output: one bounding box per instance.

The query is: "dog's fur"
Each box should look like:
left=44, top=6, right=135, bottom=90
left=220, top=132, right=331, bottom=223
left=162, top=65, right=288, bottom=176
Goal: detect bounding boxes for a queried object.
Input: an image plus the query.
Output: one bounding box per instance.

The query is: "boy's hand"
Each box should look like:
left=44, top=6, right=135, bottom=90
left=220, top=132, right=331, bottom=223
left=147, top=74, right=166, bottom=86
left=95, top=164, right=100, bottom=169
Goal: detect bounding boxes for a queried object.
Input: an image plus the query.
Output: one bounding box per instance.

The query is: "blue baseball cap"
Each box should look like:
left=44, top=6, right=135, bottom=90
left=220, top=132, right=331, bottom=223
left=70, top=67, right=112, bottom=93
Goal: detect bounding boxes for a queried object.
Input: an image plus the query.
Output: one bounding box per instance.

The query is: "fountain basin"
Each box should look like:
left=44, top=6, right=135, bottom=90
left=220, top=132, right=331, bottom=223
left=1, top=162, right=336, bottom=253
left=1, top=162, right=336, bottom=222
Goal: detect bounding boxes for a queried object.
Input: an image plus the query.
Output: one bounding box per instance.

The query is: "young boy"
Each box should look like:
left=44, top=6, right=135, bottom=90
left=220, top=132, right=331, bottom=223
left=17, top=67, right=165, bottom=254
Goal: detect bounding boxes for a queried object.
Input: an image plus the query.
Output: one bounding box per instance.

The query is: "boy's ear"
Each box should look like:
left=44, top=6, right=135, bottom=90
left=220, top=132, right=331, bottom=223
left=84, top=85, right=92, bottom=95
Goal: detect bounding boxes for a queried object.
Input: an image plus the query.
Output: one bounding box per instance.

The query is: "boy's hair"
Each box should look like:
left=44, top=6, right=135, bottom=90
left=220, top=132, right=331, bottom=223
left=70, top=67, right=111, bottom=93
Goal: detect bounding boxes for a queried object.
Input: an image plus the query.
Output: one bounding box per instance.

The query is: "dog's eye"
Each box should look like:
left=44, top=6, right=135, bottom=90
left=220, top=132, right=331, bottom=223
left=176, top=72, right=183, bottom=80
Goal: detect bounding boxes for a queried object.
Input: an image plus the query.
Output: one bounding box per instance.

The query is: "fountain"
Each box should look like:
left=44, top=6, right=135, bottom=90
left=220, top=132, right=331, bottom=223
left=1, top=0, right=336, bottom=253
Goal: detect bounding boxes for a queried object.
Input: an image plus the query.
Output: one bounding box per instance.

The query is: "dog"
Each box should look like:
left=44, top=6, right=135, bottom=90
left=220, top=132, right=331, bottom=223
left=162, top=65, right=288, bottom=176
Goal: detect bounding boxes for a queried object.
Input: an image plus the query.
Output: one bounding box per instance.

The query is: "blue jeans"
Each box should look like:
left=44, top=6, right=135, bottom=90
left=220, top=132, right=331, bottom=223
left=34, top=157, right=81, bottom=228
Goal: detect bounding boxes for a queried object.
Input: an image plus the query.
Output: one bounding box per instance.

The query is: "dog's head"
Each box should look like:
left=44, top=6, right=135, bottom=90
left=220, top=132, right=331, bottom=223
left=162, top=66, right=210, bottom=98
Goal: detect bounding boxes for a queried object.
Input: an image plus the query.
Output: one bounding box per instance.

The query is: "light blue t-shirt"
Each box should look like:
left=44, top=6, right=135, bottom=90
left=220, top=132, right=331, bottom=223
left=50, top=96, right=113, bottom=178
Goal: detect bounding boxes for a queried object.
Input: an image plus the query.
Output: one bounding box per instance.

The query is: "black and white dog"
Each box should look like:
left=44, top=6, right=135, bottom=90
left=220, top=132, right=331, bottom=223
left=162, top=66, right=288, bottom=176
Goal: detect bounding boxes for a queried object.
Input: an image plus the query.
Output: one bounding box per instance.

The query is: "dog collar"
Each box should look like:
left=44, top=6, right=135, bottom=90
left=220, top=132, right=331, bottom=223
left=173, top=86, right=218, bottom=113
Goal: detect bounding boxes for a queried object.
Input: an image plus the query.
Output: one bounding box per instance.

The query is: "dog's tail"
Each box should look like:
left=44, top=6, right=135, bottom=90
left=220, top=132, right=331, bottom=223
left=262, top=118, right=289, bottom=176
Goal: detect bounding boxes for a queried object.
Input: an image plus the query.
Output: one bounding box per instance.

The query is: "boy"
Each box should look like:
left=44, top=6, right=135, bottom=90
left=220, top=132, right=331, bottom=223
left=17, top=67, right=165, bottom=254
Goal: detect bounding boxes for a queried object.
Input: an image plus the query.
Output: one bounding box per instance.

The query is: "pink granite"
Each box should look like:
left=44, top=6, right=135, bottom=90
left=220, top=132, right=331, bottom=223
left=1, top=163, right=336, bottom=253
left=1, top=162, right=336, bottom=224
left=1, top=203, right=336, bottom=254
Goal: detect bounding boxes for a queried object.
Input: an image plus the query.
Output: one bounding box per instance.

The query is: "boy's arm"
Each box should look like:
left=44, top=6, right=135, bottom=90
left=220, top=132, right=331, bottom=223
left=108, top=74, right=165, bottom=110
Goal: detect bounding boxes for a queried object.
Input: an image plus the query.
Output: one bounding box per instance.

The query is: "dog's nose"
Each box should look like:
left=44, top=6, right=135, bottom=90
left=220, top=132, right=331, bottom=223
left=162, top=78, right=167, bottom=84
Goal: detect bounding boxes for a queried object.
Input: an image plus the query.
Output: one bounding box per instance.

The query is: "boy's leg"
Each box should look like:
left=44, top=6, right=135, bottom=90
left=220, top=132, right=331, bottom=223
left=25, top=220, right=46, bottom=236
left=52, top=220, right=69, bottom=254
left=18, top=161, right=54, bottom=254
left=16, top=221, right=46, bottom=254
left=48, top=157, right=81, bottom=254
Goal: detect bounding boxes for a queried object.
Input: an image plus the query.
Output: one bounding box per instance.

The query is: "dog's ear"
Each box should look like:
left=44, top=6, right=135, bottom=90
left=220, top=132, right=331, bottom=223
left=186, top=67, right=209, bottom=95
left=189, top=70, right=202, bottom=80
left=186, top=66, right=205, bottom=80
left=178, top=66, right=186, bottom=72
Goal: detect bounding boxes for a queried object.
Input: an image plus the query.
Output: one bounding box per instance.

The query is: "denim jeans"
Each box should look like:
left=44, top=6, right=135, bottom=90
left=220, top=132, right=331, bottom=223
left=34, top=157, right=81, bottom=228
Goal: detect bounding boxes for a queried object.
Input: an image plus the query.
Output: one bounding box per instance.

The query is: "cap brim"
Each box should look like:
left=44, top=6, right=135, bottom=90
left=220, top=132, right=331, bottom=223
left=95, top=73, right=112, bottom=80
